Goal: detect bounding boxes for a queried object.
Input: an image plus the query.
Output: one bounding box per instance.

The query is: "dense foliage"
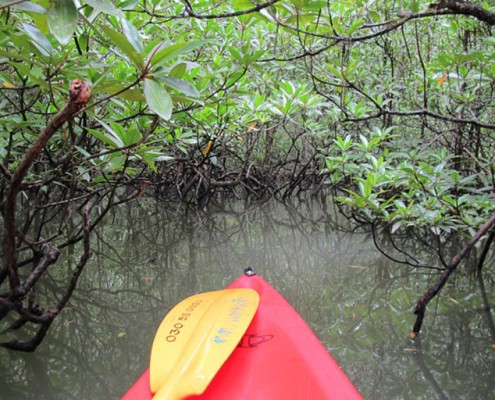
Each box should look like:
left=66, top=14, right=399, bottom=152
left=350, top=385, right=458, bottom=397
left=0, top=0, right=494, bottom=349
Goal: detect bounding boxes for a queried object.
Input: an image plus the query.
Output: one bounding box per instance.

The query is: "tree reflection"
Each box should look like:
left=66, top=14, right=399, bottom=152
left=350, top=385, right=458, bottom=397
left=0, top=198, right=493, bottom=399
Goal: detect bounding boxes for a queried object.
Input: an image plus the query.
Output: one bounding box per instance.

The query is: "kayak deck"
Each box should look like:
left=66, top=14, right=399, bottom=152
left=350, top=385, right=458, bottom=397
left=122, top=272, right=363, bottom=399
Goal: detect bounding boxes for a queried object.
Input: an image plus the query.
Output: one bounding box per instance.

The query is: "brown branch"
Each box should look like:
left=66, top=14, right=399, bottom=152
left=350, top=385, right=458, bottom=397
left=1, top=316, right=55, bottom=352
left=476, top=229, right=495, bottom=274
left=15, top=247, right=61, bottom=298
left=411, top=212, right=495, bottom=337
left=344, top=108, right=495, bottom=130
left=185, top=0, right=279, bottom=19
left=145, top=0, right=281, bottom=20
left=262, top=11, right=452, bottom=63
left=431, top=0, right=495, bottom=25
left=2, top=80, right=91, bottom=292
left=263, top=3, right=493, bottom=64
left=0, top=202, right=92, bottom=352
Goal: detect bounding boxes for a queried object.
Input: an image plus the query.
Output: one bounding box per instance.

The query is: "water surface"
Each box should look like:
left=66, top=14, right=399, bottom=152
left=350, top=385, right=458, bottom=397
left=0, top=199, right=493, bottom=399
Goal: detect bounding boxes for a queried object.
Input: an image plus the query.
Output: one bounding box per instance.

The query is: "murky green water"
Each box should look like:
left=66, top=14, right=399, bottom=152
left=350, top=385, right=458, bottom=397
left=0, top=198, right=494, bottom=399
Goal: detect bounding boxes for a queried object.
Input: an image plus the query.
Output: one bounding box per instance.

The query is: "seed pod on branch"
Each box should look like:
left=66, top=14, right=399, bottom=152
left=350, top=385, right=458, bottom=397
left=69, top=79, right=91, bottom=107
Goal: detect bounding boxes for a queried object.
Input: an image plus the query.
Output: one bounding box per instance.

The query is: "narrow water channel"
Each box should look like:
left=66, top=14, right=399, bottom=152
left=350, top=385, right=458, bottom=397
left=0, top=198, right=493, bottom=399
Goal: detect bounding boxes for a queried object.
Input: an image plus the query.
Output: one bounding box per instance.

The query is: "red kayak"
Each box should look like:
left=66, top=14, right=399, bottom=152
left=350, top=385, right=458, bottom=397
left=122, top=270, right=363, bottom=399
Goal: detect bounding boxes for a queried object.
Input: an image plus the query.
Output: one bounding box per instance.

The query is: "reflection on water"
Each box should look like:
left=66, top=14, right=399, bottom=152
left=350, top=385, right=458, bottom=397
left=0, top=198, right=493, bottom=399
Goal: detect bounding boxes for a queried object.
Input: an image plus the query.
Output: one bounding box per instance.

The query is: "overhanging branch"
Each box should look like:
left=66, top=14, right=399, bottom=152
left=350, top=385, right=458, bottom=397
left=2, top=80, right=91, bottom=292
left=411, top=212, right=495, bottom=337
left=431, top=0, right=495, bottom=25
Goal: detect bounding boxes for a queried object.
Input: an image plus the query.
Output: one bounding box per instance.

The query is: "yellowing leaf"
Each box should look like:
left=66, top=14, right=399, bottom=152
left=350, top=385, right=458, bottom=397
left=247, top=122, right=257, bottom=132
left=3, top=82, right=16, bottom=89
left=203, top=140, right=214, bottom=156
left=438, top=71, right=448, bottom=85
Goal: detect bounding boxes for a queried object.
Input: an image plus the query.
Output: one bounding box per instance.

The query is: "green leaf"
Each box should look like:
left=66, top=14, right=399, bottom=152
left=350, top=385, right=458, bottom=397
left=121, top=126, right=142, bottom=146
left=32, top=12, right=49, bottom=34
left=305, top=1, right=327, bottom=12
left=121, top=17, right=143, bottom=53
left=100, top=25, right=143, bottom=70
left=47, top=0, right=78, bottom=45
left=410, top=0, right=420, bottom=13
left=147, top=40, right=208, bottom=68
left=368, top=10, right=381, bottom=23
left=21, top=23, right=53, bottom=56
left=153, top=74, right=200, bottom=98
left=5, top=1, right=46, bottom=13
left=105, top=153, right=128, bottom=172
left=169, top=63, right=187, bottom=79
left=228, top=47, right=244, bottom=64
left=327, top=64, right=342, bottom=79
left=94, top=83, right=145, bottom=101
left=117, top=88, right=145, bottom=101
left=285, top=13, right=317, bottom=25
left=84, top=0, right=123, bottom=16
left=107, top=121, right=128, bottom=146
left=442, top=195, right=457, bottom=207
left=348, top=18, right=363, bottom=36
left=88, top=119, right=129, bottom=149
left=136, top=146, right=174, bottom=173
left=138, top=150, right=157, bottom=172
left=86, top=127, right=123, bottom=148
left=233, top=0, right=255, bottom=10
left=143, top=78, right=173, bottom=120
left=102, top=121, right=142, bottom=147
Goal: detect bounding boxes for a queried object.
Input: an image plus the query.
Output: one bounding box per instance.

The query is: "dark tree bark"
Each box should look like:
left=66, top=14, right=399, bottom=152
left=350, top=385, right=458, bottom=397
left=430, top=1, right=495, bottom=25
left=3, top=79, right=90, bottom=293
left=1, top=80, right=91, bottom=351
left=411, top=212, right=495, bottom=337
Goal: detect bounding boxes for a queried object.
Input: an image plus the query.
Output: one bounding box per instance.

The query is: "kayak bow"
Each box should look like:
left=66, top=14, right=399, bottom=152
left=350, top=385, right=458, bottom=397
left=122, top=270, right=363, bottom=400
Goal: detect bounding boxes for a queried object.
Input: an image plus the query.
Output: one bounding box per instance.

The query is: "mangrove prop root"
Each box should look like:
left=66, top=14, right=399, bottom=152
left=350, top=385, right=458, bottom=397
left=411, top=212, right=495, bottom=338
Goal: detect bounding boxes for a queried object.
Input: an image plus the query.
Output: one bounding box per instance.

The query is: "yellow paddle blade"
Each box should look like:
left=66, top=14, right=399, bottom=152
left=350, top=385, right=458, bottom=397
left=150, top=290, right=221, bottom=392
left=150, top=288, right=259, bottom=399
